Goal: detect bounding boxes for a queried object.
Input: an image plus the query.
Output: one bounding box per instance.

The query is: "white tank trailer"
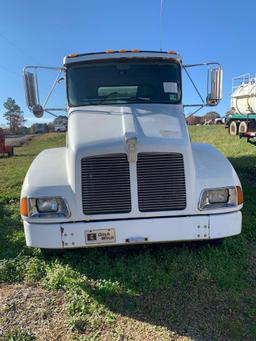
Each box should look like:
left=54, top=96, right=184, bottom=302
left=227, top=74, right=256, bottom=135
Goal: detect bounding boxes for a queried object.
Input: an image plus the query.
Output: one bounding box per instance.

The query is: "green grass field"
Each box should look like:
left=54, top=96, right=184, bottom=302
left=0, top=127, right=255, bottom=340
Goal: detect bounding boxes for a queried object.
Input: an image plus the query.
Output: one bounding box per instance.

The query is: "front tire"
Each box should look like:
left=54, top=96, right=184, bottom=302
left=200, top=238, right=224, bottom=247
left=208, top=238, right=224, bottom=246
left=40, top=248, right=64, bottom=256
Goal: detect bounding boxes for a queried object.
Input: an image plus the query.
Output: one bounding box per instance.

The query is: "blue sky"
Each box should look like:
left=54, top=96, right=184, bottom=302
left=0, top=0, right=255, bottom=126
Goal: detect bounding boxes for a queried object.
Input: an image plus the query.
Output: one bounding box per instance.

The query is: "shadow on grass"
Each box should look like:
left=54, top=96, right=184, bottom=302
left=0, top=201, right=25, bottom=259
left=56, top=236, right=254, bottom=341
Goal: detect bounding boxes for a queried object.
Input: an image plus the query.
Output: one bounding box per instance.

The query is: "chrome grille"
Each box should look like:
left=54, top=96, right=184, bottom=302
left=81, top=154, right=131, bottom=215
left=137, top=153, right=186, bottom=212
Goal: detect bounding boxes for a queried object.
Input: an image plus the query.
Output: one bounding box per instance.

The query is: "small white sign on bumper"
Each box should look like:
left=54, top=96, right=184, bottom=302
left=85, top=228, right=116, bottom=244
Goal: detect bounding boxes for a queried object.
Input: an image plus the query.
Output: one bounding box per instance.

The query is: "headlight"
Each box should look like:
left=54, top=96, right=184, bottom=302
left=199, top=186, right=243, bottom=210
left=37, top=198, right=58, bottom=212
left=20, top=197, right=70, bottom=218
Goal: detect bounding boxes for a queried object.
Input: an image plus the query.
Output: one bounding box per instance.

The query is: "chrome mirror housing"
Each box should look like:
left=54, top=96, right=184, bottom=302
left=207, top=68, right=223, bottom=106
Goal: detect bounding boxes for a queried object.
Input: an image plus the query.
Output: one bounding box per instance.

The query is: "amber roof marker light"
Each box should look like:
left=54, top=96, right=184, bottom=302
left=68, top=53, right=78, bottom=58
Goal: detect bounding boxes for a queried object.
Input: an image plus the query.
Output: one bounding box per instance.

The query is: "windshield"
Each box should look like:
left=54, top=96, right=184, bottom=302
left=67, top=59, right=181, bottom=106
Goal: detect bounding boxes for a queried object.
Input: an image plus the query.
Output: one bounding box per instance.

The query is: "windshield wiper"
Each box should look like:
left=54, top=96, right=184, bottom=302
left=99, top=92, right=119, bottom=103
left=126, top=96, right=151, bottom=103
left=78, top=95, right=151, bottom=105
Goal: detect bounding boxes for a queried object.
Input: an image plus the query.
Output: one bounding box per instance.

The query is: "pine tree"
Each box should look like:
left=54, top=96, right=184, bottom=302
left=3, top=97, right=26, bottom=132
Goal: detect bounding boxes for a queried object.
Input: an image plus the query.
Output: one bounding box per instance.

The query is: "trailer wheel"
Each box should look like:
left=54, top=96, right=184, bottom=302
left=229, top=121, right=238, bottom=136
left=238, top=121, right=248, bottom=134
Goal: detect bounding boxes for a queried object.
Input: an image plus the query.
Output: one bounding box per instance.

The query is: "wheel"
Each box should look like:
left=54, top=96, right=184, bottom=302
left=229, top=121, right=238, bottom=136
left=199, top=238, right=224, bottom=247
left=208, top=238, right=224, bottom=246
left=238, top=121, right=248, bottom=134
left=40, top=248, right=64, bottom=256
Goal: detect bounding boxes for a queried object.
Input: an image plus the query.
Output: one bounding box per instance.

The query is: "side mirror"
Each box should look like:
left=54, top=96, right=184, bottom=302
left=207, top=68, right=223, bottom=106
left=23, top=70, right=44, bottom=118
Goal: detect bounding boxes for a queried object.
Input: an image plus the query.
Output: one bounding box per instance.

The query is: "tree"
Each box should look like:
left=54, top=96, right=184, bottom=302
left=30, top=123, right=49, bottom=134
left=186, top=115, right=203, bottom=125
left=3, top=97, right=26, bottom=133
left=203, top=111, right=220, bottom=123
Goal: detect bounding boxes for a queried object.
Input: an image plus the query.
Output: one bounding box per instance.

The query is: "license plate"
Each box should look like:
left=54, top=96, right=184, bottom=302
left=85, top=228, right=116, bottom=244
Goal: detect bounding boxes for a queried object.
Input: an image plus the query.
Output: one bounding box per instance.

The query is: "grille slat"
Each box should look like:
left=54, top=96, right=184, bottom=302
left=81, top=154, right=131, bottom=215
left=137, top=152, right=186, bottom=212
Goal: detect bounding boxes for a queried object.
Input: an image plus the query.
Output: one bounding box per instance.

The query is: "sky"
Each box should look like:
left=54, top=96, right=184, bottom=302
left=0, top=0, right=256, bottom=127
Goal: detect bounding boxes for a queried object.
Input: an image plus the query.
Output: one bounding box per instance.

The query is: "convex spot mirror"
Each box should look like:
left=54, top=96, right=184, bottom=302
left=207, top=68, right=223, bottom=106
left=24, top=71, right=44, bottom=118
left=32, top=104, right=44, bottom=118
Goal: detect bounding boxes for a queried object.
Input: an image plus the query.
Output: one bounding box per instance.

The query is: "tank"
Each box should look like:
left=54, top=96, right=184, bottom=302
left=231, top=80, right=256, bottom=115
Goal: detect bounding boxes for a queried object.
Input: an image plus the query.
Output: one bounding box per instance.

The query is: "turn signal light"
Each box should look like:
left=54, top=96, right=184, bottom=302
left=131, top=49, right=141, bottom=52
left=68, top=53, right=78, bottom=58
left=20, top=197, right=28, bottom=217
left=105, top=49, right=115, bottom=53
left=119, top=49, right=127, bottom=53
left=236, top=186, right=243, bottom=205
left=167, top=50, right=177, bottom=54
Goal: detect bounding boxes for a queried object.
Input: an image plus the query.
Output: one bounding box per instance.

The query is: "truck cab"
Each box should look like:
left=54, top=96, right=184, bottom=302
left=21, top=50, right=243, bottom=249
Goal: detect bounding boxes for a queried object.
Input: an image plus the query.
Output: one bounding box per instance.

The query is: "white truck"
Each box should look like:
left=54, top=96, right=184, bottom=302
left=20, top=50, right=243, bottom=250
left=54, top=125, right=67, bottom=133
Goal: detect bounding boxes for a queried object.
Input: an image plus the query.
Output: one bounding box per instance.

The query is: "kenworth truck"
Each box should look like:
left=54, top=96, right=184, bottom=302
left=20, top=50, right=243, bottom=250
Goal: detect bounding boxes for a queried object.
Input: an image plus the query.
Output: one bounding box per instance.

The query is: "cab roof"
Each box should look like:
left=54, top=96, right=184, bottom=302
left=63, top=50, right=181, bottom=65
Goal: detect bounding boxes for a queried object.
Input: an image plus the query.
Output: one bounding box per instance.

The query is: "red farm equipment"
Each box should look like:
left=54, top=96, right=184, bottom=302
left=0, top=128, right=14, bottom=157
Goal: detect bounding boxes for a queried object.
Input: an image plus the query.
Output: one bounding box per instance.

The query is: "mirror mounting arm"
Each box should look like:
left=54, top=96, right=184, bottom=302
left=43, top=70, right=64, bottom=109
left=23, top=65, right=66, bottom=118
left=182, top=62, right=223, bottom=116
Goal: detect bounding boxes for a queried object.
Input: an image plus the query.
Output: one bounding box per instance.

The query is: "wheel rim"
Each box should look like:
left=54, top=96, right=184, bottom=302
left=239, top=122, right=247, bottom=133
left=230, top=122, right=237, bottom=135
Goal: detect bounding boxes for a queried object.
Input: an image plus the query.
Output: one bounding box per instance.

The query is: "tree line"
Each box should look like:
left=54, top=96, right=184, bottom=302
left=186, top=111, right=221, bottom=125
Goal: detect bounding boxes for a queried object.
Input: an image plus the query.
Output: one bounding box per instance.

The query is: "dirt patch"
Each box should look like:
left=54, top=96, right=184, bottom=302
left=35, top=133, right=65, bottom=142
left=5, top=135, right=34, bottom=147
left=0, top=284, right=71, bottom=340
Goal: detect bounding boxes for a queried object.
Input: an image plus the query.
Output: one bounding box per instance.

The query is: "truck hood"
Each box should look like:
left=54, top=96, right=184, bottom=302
left=68, top=104, right=190, bottom=155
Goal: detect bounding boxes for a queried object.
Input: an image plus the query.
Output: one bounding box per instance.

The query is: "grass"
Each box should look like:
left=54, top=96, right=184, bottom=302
left=0, top=128, right=255, bottom=340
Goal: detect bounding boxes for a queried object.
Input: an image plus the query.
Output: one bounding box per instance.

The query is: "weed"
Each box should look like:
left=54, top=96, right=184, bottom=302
left=3, top=329, right=36, bottom=341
